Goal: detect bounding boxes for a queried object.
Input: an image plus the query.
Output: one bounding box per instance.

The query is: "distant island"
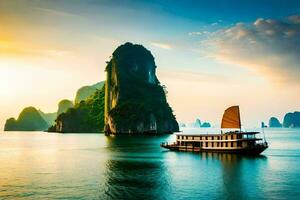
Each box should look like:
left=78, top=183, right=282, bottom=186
left=193, top=118, right=211, bottom=128
left=4, top=107, right=49, bottom=131
left=283, top=112, right=300, bottom=128
left=4, top=81, right=104, bottom=132
left=269, top=117, right=282, bottom=128
left=179, top=118, right=211, bottom=128
left=265, top=112, right=300, bottom=128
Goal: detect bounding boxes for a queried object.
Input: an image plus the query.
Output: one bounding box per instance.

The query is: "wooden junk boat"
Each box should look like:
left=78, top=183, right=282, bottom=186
left=161, top=106, right=268, bottom=155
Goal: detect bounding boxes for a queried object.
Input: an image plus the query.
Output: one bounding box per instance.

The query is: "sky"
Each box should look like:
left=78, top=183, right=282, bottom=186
left=1, top=0, right=300, bottom=129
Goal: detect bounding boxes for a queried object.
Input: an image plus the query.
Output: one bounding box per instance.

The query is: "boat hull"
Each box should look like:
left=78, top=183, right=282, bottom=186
left=161, top=144, right=268, bottom=155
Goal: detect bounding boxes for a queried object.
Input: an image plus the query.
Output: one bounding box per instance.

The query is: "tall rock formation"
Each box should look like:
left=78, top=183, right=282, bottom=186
left=268, top=117, right=282, bottom=128
left=104, top=42, right=179, bottom=134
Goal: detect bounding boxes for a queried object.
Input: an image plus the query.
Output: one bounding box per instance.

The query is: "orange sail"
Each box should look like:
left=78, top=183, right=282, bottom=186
left=221, top=106, right=241, bottom=129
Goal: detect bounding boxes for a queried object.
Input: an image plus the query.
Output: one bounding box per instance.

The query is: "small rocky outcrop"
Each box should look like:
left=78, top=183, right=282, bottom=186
left=4, top=107, right=49, bottom=131
left=104, top=42, right=179, bottom=135
left=261, top=122, right=267, bottom=128
left=194, top=119, right=201, bottom=128
left=283, top=112, right=300, bottom=128
left=268, top=117, right=282, bottom=128
left=201, top=122, right=211, bottom=128
left=179, top=123, right=186, bottom=127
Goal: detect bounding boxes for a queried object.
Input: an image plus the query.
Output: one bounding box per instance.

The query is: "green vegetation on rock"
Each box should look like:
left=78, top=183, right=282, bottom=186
left=4, top=107, right=49, bottom=131
left=74, top=81, right=104, bottom=104
left=48, top=86, right=105, bottom=133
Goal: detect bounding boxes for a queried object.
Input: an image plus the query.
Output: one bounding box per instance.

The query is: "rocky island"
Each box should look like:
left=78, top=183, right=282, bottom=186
left=4, top=107, right=49, bottom=131
left=104, top=42, right=179, bottom=135
left=268, top=117, right=282, bottom=128
left=283, top=112, right=300, bottom=128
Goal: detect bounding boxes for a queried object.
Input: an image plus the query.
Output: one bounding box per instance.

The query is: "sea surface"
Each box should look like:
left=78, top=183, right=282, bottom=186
left=0, top=128, right=300, bottom=200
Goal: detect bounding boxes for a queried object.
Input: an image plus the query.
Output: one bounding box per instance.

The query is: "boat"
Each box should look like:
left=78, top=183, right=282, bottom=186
left=161, top=106, right=268, bottom=155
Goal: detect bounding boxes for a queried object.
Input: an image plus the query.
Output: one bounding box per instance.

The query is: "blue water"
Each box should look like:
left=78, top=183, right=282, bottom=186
left=0, top=128, right=300, bottom=200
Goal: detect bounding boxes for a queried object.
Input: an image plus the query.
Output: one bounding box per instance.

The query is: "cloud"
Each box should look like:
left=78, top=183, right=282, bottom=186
left=150, top=42, right=172, bottom=50
left=188, top=31, right=211, bottom=36
left=200, top=15, right=300, bottom=84
left=32, top=7, right=79, bottom=17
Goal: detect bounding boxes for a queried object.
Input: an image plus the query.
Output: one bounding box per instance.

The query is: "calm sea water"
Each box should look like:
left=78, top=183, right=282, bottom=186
left=0, top=128, right=300, bottom=200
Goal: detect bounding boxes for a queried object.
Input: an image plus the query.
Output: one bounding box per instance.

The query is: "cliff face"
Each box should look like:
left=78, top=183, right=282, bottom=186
left=104, top=42, right=179, bottom=135
left=283, top=112, right=300, bottom=128
left=269, top=117, right=282, bottom=128
left=4, top=107, right=49, bottom=131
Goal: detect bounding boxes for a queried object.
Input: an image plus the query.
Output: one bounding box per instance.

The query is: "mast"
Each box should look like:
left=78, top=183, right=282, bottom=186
left=238, top=106, right=242, bottom=132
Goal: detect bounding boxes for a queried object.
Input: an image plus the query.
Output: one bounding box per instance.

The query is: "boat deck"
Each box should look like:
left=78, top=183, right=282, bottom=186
left=161, top=142, right=268, bottom=155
